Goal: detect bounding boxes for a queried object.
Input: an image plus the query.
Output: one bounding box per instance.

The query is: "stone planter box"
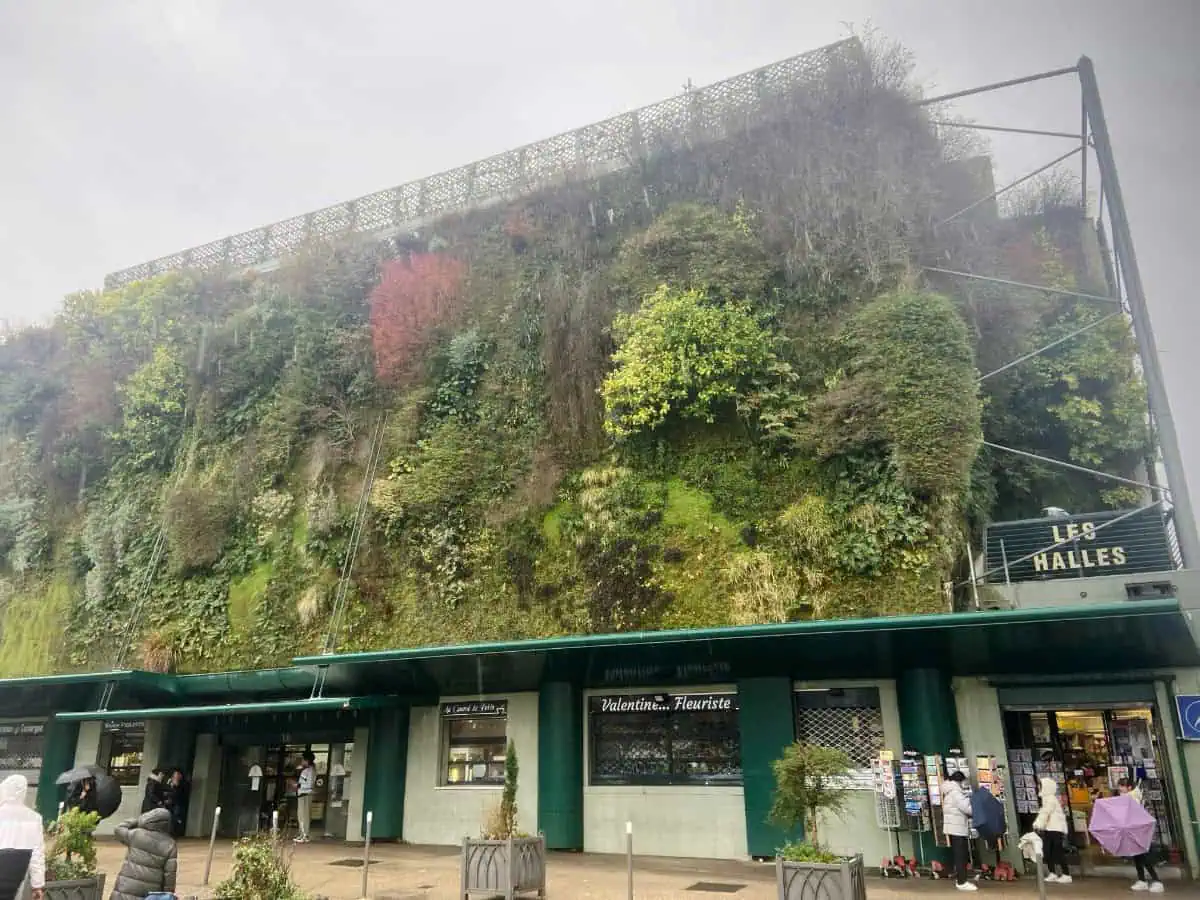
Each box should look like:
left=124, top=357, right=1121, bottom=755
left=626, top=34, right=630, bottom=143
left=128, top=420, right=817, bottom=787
left=460, top=835, right=546, bottom=899
left=41, top=874, right=107, bottom=900
left=776, top=854, right=866, bottom=900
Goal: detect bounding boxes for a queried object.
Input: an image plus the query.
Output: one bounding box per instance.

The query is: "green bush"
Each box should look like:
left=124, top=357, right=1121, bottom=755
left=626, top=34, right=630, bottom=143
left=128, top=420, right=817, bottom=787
left=214, top=833, right=310, bottom=900
left=601, top=286, right=778, bottom=439
left=45, top=807, right=100, bottom=881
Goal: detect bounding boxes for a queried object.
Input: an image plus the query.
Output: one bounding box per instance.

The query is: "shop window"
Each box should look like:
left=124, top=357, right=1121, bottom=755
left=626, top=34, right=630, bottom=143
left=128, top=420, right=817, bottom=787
left=589, top=692, right=742, bottom=786
left=0, top=722, right=45, bottom=787
left=440, top=701, right=508, bottom=786
left=793, top=688, right=885, bottom=786
left=101, top=721, right=146, bottom=787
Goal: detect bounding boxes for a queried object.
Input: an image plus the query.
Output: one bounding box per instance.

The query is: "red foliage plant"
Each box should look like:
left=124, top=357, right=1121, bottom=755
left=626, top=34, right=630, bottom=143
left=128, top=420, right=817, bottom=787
left=369, top=253, right=466, bottom=385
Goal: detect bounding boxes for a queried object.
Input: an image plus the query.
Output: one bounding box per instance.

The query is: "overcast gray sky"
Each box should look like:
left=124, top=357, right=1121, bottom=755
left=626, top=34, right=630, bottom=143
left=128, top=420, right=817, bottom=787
left=1, top=0, right=1198, bottom=513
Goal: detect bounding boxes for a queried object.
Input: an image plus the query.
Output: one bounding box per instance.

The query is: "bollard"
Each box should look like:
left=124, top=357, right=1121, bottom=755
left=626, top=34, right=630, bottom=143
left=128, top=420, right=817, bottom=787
left=626, top=820, right=633, bottom=900
left=272, top=809, right=280, bottom=839
left=56, top=801, right=64, bottom=819
left=360, top=811, right=373, bottom=899
left=203, top=806, right=221, bottom=886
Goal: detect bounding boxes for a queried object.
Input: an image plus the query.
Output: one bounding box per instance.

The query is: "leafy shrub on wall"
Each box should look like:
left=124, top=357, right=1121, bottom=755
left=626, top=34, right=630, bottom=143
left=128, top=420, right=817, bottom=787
left=370, top=253, right=466, bottom=385
left=601, top=286, right=779, bottom=439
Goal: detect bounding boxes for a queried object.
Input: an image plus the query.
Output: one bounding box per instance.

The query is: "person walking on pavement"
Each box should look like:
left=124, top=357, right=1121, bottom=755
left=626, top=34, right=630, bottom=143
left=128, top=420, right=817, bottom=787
left=1033, top=775, right=1072, bottom=884
left=942, top=770, right=976, bottom=892
left=109, top=807, right=177, bottom=900
left=1118, top=778, right=1165, bottom=893
left=0, top=775, right=44, bottom=900
left=294, top=752, right=316, bottom=843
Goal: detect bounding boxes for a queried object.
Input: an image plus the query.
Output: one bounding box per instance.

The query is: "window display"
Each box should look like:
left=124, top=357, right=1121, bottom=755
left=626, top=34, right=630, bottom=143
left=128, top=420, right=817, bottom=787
left=102, top=720, right=145, bottom=787
left=0, top=722, right=45, bottom=786
left=1002, top=705, right=1182, bottom=871
left=441, top=700, right=508, bottom=786
left=588, top=692, right=741, bottom=786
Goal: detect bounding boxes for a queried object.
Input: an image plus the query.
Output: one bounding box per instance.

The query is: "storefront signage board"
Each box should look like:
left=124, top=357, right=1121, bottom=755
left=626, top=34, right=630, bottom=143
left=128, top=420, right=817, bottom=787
left=983, top=507, right=1174, bottom=583
left=589, top=692, right=738, bottom=714
left=0, top=723, right=44, bottom=737
left=103, top=720, right=146, bottom=733
left=441, top=700, right=507, bottom=719
left=1174, top=695, right=1200, bottom=741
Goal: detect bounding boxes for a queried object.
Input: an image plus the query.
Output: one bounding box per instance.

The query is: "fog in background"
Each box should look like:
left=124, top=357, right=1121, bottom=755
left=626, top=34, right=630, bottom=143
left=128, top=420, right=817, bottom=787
left=1, top=0, right=1197, bottom=510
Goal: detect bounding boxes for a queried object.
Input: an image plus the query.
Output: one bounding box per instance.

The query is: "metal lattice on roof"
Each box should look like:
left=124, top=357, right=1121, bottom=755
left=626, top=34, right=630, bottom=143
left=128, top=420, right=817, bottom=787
left=103, top=39, right=859, bottom=290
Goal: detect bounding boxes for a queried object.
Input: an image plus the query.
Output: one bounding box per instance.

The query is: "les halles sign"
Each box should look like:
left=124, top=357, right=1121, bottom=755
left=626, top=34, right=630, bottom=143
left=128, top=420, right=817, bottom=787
left=984, top=507, right=1174, bottom=583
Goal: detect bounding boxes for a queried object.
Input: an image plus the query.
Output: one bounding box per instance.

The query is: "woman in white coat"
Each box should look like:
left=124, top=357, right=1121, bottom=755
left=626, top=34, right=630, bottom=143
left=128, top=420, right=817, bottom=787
left=1033, top=776, right=1072, bottom=884
left=942, top=771, right=976, bottom=892
left=0, top=774, right=44, bottom=900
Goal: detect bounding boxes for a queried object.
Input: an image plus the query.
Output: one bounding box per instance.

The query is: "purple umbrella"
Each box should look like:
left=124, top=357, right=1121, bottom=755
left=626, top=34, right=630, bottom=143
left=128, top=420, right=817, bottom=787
left=1089, top=793, right=1156, bottom=857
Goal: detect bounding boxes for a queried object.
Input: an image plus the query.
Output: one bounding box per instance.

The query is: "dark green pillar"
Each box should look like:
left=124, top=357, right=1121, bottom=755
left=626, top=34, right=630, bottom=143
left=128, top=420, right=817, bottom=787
left=897, top=668, right=961, bottom=862
left=537, top=681, right=583, bottom=850
left=738, top=677, right=797, bottom=858
left=159, top=718, right=197, bottom=777
left=363, top=706, right=408, bottom=840
left=36, top=719, right=78, bottom=821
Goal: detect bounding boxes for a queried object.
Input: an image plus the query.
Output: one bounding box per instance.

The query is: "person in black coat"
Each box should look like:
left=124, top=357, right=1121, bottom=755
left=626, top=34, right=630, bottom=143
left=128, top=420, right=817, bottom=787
left=67, top=778, right=99, bottom=815
left=140, top=770, right=165, bottom=815
left=161, top=770, right=187, bottom=838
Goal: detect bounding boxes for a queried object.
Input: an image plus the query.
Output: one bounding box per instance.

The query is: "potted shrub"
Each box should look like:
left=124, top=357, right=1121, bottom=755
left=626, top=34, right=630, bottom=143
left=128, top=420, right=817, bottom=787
left=215, top=832, right=311, bottom=900
left=44, top=808, right=107, bottom=900
left=460, top=741, right=546, bottom=900
left=770, top=742, right=866, bottom=900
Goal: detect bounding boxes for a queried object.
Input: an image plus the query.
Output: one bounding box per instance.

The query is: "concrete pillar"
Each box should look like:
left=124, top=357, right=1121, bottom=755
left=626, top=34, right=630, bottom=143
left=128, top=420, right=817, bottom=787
left=187, top=733, right=221, bottom=839
left=737, top=677, right=797, bottom=858
left=73, top=721, right=102, bottom=766
left=537, top=681, right=583, bottom=851
left=345, top=725, right=370, bottom=842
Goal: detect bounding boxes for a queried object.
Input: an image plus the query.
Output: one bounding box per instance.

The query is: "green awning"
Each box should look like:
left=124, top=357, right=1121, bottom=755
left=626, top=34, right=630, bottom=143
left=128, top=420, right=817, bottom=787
left=293, top=599, right=1200, bottom=696
left=0, top=670, right=178, bottom=718
left=54, top=695, right=398, bottom=722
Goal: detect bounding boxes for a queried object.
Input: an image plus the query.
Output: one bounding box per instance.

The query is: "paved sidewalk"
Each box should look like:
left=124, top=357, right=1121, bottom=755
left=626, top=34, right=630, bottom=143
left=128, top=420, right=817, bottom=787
left=94, top=837, right=1200, bottom=899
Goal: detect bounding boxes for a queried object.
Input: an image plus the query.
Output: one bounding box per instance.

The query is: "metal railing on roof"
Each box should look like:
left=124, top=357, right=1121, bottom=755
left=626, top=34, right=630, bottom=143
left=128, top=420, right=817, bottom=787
left=103, top=39, right=858, bottom=290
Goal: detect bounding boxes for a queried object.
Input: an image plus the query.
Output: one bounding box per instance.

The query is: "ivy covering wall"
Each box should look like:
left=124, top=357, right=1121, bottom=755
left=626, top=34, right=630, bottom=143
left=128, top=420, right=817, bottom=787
left=0, top=42, right=1150, bottom=675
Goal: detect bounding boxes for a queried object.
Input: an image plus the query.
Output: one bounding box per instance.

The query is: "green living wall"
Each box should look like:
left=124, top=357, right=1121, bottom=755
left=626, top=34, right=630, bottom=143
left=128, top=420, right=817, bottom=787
left=0, top=41, right=1150, bottom=675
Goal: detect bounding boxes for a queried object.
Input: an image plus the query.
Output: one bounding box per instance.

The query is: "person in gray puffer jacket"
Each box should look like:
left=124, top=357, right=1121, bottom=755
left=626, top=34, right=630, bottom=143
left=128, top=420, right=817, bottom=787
left=109, top=807, right=177, bottom=900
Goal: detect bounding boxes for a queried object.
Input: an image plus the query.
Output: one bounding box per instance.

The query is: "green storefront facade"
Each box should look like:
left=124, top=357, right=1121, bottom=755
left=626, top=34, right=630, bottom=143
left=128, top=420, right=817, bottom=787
left=2, top=599, right=1199, bottom=873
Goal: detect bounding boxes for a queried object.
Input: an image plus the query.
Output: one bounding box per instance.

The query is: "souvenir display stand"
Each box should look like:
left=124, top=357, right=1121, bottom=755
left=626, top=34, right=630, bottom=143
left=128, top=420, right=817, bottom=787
left=872, top=751, right=911, bottom=876
left=900, top=751, right=933, bottom=868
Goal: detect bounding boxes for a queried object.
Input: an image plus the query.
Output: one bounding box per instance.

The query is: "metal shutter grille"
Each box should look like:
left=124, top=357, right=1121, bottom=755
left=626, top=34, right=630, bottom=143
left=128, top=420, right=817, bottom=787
left=795, top=704, right=885, bottom=769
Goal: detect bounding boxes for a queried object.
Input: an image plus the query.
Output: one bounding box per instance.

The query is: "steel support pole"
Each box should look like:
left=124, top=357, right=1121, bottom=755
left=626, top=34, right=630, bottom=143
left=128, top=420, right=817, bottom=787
left=1078, top=55, right=1199, bottom=567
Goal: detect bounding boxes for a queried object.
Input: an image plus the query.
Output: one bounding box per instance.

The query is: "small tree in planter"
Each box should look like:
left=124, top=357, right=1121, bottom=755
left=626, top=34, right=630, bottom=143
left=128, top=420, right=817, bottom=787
left=770, top=742, right=866, bottom=900
left=44, top=808, right=107, bottom=900
left=215, top=832, right=311, bottom=900
left=461, top=741, right=546, bottom=900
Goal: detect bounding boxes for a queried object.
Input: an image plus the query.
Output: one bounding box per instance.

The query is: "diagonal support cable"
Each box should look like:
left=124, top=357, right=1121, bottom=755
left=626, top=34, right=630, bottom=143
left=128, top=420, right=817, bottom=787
left=923, top=267, right=1122, bottom=305
left=929, top=121, right=1085, bottom=141
left=311, top=412, right=389, bottom=699
left=936, top=145, right=1083, bottom=228
left=978, top=311, right=1123, bottom=381
left=917, top=65, right=1079, bottom=107
left=981, top=440, right=1162, bottom=495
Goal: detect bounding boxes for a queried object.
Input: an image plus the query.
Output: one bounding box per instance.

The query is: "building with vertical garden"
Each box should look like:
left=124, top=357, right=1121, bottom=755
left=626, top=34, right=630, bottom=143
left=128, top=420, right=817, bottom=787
left=0, top=35, right=1196, bottom=878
